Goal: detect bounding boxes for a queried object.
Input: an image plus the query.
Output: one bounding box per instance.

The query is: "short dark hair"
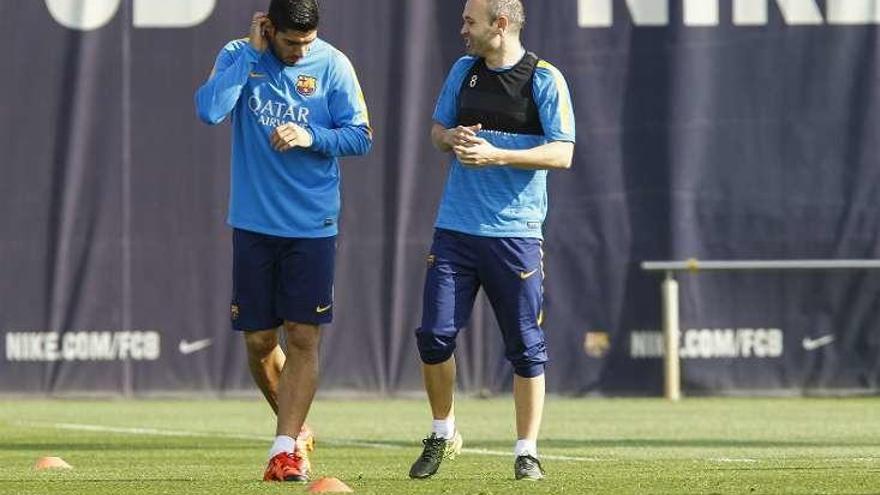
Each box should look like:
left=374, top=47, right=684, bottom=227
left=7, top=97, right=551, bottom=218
left=268, top=0, right=319, bottom=32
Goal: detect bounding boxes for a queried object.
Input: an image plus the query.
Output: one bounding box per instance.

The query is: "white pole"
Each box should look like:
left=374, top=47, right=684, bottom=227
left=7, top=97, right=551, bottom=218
left=661, top=272, right=681, bottom=401
left=641, top=258, right=880, bottom=400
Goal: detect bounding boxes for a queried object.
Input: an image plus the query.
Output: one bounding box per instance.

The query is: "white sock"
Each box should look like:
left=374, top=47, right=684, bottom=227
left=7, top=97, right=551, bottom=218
left=514, top=439, right=537, bottom=458
left=268, top=435, right=296, bottom=459
left=431, top=417, right=456, bottom=440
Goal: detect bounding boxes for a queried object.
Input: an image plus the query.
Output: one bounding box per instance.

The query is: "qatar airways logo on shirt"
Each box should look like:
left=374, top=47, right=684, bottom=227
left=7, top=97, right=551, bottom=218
left=248, top=96, right=310, bottom=129
left=45, top=0, right=215, bottom=31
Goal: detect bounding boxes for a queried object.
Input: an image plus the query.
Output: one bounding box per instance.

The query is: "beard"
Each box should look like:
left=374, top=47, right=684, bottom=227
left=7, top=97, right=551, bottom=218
left=465, top=39, right=482, bottom=56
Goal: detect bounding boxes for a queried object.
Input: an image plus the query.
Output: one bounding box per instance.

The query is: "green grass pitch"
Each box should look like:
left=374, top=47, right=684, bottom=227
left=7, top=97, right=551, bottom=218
left=0, top=397, right=878, bottom=494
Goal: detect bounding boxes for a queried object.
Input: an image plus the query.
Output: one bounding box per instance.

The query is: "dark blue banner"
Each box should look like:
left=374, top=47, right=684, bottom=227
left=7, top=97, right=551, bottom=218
left=1, top=0, right=878, bottom=395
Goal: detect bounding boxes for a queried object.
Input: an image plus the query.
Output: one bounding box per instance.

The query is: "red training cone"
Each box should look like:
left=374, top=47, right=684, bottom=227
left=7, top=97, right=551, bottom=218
left=307, top=476, right=353, bottom=493
left=34, top=457, right=73, bottom=470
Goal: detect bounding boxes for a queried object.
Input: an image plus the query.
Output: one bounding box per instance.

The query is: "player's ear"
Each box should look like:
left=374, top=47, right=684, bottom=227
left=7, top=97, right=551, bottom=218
left=495, top=15, right=508, bottom=34
left=264, top=21, right=276, bottom=38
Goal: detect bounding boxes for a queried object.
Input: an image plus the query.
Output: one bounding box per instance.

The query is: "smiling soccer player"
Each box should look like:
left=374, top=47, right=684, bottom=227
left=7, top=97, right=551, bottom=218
left=409, top=0, right=575, bottom=482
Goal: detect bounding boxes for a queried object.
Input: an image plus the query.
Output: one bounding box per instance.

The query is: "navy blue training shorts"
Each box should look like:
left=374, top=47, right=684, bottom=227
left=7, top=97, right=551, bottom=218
left=416, top=228, right=548, bottom=377
left=231, top=228, right=335, bottom=330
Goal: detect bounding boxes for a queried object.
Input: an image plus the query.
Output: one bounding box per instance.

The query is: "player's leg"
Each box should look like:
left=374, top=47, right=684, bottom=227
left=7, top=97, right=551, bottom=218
left=263, top=235, right=335, bottom=482
left=410, top=229, right=478, bottom=479
left=232, top=228, right=309, bottom=482
left=244, top=330, right=284, bottom=413
left=422, top=355, right=457, bottom=429
left=263, top=322, right=320, bottom=483
left=232, top=228, right=315, bottom=438
left=512, top=374, right=545, bottom=479
left=243, top=330, right=317, bottom=451
left=276, top=322, right=321, bottom=441
left=232, top=228, right=285, bottom=408
left=263, top=320, right=320, bottom=482
left=481, top=236, right=547, bottom=480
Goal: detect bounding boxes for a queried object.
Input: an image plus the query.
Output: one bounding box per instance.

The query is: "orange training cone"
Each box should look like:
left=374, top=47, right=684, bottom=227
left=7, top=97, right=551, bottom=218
left=34, top=457, right=72, bottom=470
left=306, top=477, right=353, bottom=493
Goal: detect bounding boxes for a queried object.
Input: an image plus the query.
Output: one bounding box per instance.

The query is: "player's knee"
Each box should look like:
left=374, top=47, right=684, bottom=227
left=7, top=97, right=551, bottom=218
left=416, top=328, right=456, bottom=364
left=284, top=322, right=321, bottom=353
left=244, top=330, right=278, bottom=358
left=510, top=341, right=547, bottom=378
left=513, top=362, right=545, bottom=378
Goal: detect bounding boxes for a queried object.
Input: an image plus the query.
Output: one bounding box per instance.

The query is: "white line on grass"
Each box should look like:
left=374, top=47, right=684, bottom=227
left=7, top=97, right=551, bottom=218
left=17, top=421, right=602, bottom=463
left=460, top=446, right=601, bottom=462
left=24, top=422, right=266, bottom=441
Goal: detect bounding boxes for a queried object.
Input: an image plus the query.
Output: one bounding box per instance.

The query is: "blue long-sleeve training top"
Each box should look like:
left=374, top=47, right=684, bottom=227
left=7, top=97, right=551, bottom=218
left=195, top=38, right=372, bottom=238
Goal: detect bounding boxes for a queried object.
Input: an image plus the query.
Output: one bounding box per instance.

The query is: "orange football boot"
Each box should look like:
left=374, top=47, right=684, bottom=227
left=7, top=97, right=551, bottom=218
left=263, top=451, right=309, bottom=482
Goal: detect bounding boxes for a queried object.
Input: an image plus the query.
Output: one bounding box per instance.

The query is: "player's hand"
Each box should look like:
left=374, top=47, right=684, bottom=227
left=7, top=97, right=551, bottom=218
left=250, top=12, right=270, bottom=53
left=444, top=124, right=482, bottom=148
left=453, top=137, right=500, bottom=166
left=270, top=123, right=313, bottom=152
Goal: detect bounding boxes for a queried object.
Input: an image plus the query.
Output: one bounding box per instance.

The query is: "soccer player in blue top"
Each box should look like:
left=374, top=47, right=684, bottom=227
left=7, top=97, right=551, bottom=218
left=408, top=0, right=575, bottom=482
left=194, top=0, right=371, bottom=482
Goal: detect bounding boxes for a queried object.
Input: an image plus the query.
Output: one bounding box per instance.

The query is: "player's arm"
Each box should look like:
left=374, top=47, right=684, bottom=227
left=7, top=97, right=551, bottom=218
left=454, top=140, right=574, bottom=170
left=431, top=123, right=454, bottom=152
left=431, top=122, right=483, bottom=153
left=299, top=53, right=372, bottom=157
left=195, top=12, right=268, bottom=125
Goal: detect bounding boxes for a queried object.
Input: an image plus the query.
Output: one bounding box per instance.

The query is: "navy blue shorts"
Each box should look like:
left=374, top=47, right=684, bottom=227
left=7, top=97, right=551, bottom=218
left=231, top=228, right=335, bottom=330
left=416, top=228, right=548, bottom=377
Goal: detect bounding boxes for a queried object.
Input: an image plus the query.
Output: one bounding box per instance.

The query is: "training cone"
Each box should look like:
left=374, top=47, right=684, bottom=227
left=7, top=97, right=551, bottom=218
left=34, top=457, right=72, bottom=470
left=306, top=477, right=353, bottom=493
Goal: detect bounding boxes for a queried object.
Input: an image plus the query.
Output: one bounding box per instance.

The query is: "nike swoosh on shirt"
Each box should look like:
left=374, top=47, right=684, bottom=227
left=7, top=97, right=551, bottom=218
left=249, top=71, right=266, bottom=78
left=520, top=269, right=539, bottom=280
left=316, top=304, right=333, bottom=314
left=179, top=339, right=213, bottom=355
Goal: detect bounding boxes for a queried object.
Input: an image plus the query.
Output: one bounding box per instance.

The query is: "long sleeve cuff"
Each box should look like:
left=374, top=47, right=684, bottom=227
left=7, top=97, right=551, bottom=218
left=307, top=124, right=372, bottom=157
